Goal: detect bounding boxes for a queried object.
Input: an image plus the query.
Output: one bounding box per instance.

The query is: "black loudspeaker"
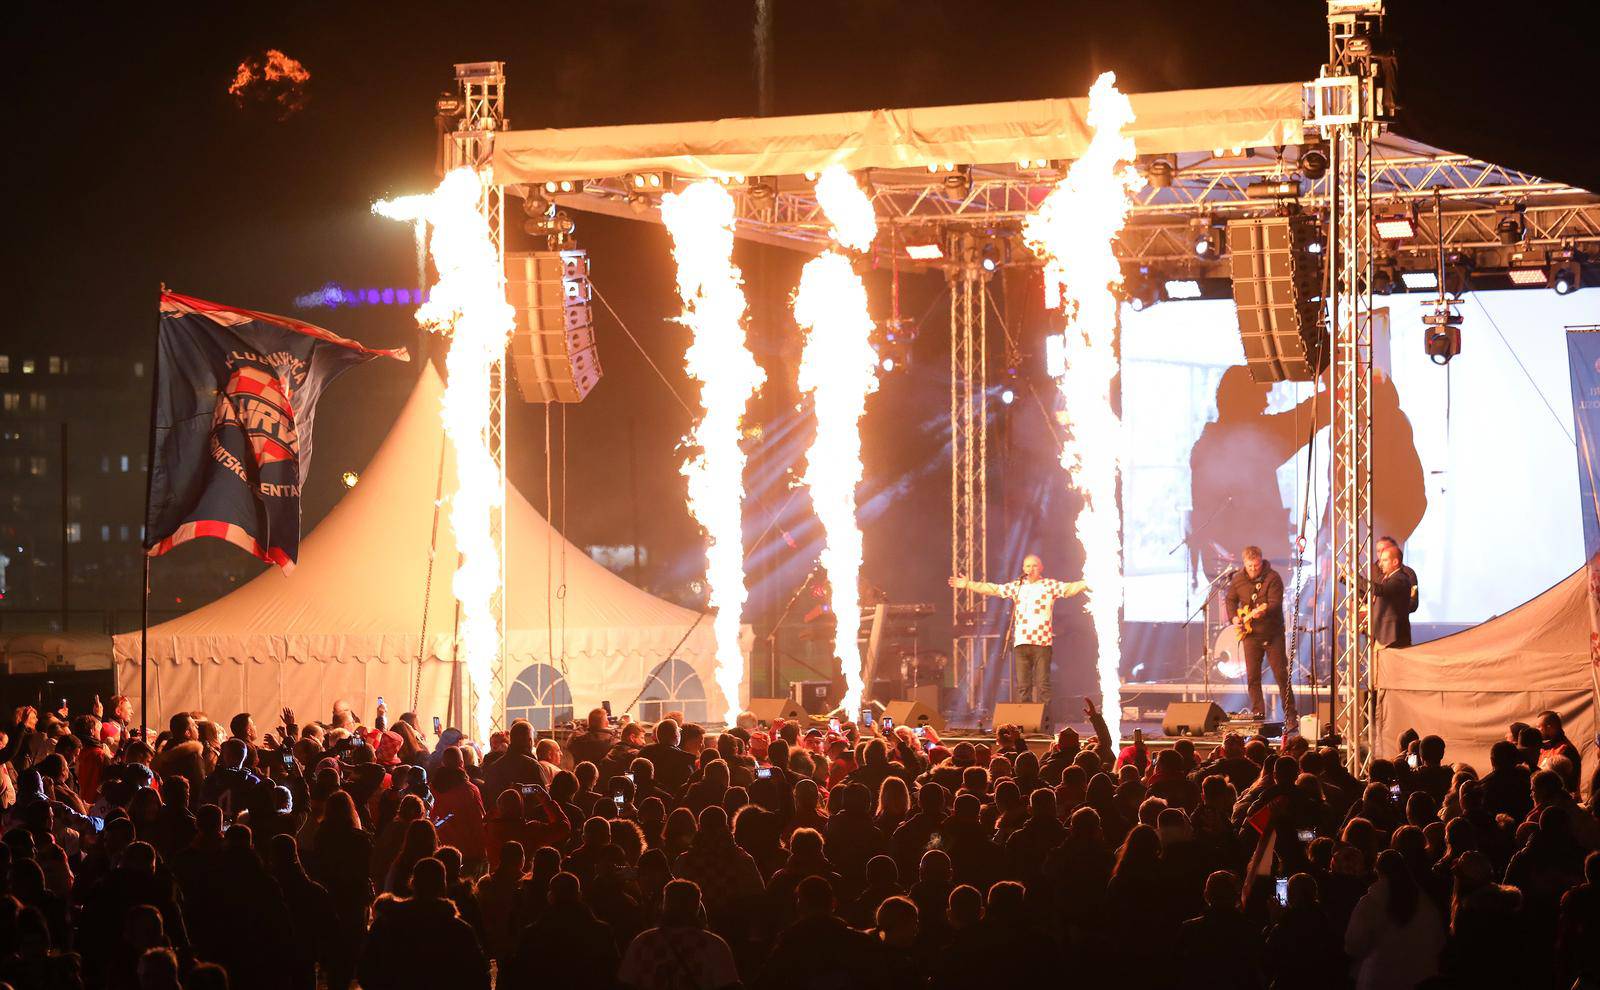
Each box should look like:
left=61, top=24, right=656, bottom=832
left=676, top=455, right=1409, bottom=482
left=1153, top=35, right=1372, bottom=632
left=791, top=681, right=833, bottom=715
left=1163, top=701, right=1227, bottom=737
left=746, top=697, right=807, bottom=727
left=506, top=250, right=602, bottom=403
left=991, top=702, right=1045, bottom=733
left=882, top=699, right=946, bottom=733
left=1228, top=214, right=1327, bottom=382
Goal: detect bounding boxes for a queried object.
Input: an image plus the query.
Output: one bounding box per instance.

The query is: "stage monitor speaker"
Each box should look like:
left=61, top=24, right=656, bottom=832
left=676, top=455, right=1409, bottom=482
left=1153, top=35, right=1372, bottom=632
left=1163, top=701, right=1227, bottom=737
left=747, top=697, right=806, bottom=727
left=506, top=249, right=602, bottom=403
left=882, top=699, right=945, bottom=733
left=1228, top=214, right=1327, bottom=383
left=991, top=702, right=1045, bottom=733
left=791, top=680, right=833, bottom=715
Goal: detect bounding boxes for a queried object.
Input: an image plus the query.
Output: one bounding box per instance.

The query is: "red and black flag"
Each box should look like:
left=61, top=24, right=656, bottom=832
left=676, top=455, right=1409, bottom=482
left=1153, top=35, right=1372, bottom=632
left=144, top=291, right=408, bottom=571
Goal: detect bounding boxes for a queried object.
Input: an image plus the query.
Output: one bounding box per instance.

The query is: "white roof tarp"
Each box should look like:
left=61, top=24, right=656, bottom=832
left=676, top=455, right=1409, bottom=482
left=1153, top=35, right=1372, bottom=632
left=1373, top=567, right=1598, bottom=794
left=494, top=82, right=1307, bottom=184
left=112, top=363, right=734, bottom=730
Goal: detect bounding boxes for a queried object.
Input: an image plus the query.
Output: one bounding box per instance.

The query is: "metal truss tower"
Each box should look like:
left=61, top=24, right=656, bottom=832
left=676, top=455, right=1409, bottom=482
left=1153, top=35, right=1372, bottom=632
left=446, top=61, right=511, bottom=734
left=1310, top=3, right=1392, bottom=771
left=949, top=237, right=994, bottom=716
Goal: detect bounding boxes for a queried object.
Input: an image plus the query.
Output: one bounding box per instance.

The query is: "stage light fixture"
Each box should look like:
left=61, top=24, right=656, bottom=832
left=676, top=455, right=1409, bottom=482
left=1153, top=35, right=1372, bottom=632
left=1400, top=270, right=1438, bottom=291
left=941, top=165, right=973, bottom=199
left=1146, top=158, right=1175, bottom=188
left=1000, top=387, right=1015, bottom=405
left=1124, top=267, right=1160, bottom=311
left=1299, top=143, right=1329, bottom=179
left=1245, top=179, right=1300, bottom=200
left=903, top=230, right=944, bottom=261
left=522, top=187, right=554, bottom=217
left=1191, top=218, right=1224, bottom=260
left=1552, top=260, right=1581, bottom=295
left=1494, top=203, right=1525, bottom=245
left=626, top=171, right=674, bottom=194
left=746, top=177, right=777, bottom=203
left=1164, top=279, right=1203, bottom=300
left=1442, top=253, right=1474, bottom=297
left=1423, top=307, right=1462, bottom=365
left=540, top=179, right=583, bottom=195
left=341, top=470, right=359, bottom=488
left=1507, top=266, right=1548, bottom=287
left=1375, top=204, right=1417, bottom=240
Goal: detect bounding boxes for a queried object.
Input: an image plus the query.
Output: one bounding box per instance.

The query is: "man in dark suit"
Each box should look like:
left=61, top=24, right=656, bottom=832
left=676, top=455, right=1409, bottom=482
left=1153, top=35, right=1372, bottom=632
left=1370, top=543, right=1415, bottom=649
left=1225, top=546, right=1298, bottom=722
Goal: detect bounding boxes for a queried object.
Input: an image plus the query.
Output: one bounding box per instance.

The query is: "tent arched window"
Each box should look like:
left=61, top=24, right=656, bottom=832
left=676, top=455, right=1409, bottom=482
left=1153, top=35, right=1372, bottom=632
left=637, top=658, right=708, bottom=724
left=506, top=662, right=574, bottom=730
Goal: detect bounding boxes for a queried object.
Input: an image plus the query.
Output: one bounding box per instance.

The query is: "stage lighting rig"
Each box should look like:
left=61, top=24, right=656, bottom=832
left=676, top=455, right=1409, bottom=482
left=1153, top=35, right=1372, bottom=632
left=940, top=164, right=973, bottom=199
left=1191, top=217, right=1225, bottom=260
left=1245, top=179, right=1300, bottom=201
left=1164, top=278, right=1203, bottom=300
left=1375, top=204, right=1417, bottom=241
left=1423, top=305, right=1462, bottom=365
left=1145, top=157, right=1175, bottom=188
left=1494, top=203, right=1526, bottom=246
left=522, top=185, right=555, bottom=218
left=1507, top=249, right=1549, bottom=287
left=746, top=177, right=777, bottom=203
left=1552, top=251, right=1582, bottom=295
left=1400, top=269, right=1438, bottom=291
left=1122, top=266, right=1160, bottom=311
left=1298, top=143, right=1329, bottom=179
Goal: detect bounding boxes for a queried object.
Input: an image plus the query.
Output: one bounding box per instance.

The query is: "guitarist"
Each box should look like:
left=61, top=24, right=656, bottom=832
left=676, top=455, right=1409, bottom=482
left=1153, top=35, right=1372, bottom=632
left=1224, top=546, right=1299, bottom=724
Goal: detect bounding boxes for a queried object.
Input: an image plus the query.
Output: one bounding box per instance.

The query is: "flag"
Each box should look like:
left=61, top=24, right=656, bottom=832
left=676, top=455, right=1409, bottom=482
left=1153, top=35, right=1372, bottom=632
left=144, top=290, right=408, bottom=571
left=1566, top=329, right=1600, bottom=674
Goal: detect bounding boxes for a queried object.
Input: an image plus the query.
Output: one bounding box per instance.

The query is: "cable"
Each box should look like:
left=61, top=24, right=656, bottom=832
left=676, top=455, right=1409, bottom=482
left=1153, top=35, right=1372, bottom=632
left=559, top=403, right=569, bottom=672
left=414, top=431, right=448, bottom=714
left=590, top=282, right=695, bottom=417
left=1469, top=293, right=1575, bottom=446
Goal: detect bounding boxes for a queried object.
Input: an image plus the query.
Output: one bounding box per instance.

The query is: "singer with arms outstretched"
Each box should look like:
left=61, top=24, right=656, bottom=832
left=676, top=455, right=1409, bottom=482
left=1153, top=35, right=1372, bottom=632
left=949, top=554, right=1087, bottom=726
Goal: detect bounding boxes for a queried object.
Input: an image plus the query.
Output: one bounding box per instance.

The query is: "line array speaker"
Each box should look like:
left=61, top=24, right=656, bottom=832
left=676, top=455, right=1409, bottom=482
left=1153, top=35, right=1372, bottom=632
left=506, top=249, right=602, bottom=403
left=1228, top=214, right=1327, bottom=382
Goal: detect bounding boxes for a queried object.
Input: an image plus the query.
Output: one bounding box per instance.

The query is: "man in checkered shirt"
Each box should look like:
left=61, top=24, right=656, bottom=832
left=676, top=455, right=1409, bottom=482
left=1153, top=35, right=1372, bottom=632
left=949, top=554, right=1087, bottom=725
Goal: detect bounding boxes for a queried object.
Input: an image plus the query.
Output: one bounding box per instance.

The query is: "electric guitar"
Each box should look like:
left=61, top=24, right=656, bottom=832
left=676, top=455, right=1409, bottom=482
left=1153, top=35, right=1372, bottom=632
left=1235, top=604, right=1260, bottom=635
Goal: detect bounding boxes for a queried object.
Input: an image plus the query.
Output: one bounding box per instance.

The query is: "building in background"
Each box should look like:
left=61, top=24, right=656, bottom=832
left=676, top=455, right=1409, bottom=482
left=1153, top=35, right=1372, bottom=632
left=0, top=347, right=260, bottom=632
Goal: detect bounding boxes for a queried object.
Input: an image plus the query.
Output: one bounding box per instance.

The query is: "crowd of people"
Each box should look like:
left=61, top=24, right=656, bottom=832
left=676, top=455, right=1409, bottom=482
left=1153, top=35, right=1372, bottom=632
left=0, top=692, right=1596, bottom=990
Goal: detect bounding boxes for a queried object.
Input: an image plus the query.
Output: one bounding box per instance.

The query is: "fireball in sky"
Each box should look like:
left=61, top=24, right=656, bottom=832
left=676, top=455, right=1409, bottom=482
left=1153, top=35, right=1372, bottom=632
left=229, top=49, right=310, bottom=119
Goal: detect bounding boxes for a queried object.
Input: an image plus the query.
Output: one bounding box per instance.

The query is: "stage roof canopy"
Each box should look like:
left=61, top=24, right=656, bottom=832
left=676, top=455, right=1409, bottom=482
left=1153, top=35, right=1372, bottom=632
left=492, top=81, right=1600, bottom=268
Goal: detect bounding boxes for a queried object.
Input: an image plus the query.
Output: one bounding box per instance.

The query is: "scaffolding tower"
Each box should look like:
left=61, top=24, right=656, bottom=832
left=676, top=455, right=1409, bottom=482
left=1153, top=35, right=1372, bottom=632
left=1310, top=2, right=1393, bottom=771
left=949, top=236, right=996, bottom=716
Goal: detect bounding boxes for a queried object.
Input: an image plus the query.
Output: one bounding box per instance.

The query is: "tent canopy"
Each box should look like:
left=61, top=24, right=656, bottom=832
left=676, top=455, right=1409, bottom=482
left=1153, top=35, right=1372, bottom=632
left=113, top=363, right=734, bottom=731
left=1374, top=567, right=1598, bottom=794
left=494, top=82, right=1306, bottom=185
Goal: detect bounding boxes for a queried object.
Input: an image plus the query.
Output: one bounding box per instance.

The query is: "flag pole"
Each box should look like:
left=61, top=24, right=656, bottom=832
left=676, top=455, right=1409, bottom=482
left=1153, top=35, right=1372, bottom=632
left=139, top=287, right=165, bottom=741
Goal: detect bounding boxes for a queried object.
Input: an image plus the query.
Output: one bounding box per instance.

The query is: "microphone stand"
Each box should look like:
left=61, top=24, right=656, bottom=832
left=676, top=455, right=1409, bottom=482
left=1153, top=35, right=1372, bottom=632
left=766, top=560, right=824, bottom=699
left=1182, top=566, right=1236, bottom=706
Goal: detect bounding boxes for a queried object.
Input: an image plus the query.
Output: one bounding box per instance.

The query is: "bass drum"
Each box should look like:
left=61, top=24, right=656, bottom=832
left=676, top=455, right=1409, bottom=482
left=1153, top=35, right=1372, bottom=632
left=1211, top=626, right=1248, bottom=681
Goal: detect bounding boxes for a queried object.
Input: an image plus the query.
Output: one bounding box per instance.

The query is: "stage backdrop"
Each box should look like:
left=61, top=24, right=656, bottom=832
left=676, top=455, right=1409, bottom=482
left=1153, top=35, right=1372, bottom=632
left=1122, top=290, right=1588, bottom=633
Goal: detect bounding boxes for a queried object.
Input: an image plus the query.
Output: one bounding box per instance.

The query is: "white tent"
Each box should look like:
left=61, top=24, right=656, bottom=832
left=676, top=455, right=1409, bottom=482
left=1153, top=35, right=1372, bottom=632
left=1374, top=568, right=1598, bottom=793
left=112, top=364, right=737, bottom=732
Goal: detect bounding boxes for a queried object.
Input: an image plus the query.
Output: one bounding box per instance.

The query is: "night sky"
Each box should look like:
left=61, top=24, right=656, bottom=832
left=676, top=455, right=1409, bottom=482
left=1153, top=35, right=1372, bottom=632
left=6, top=1, right=1597, bottom=629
